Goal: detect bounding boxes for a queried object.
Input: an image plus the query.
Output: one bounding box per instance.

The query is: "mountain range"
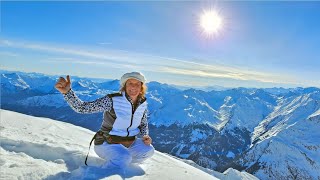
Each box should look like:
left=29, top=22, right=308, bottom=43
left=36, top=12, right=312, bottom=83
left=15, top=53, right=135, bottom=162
left=1, top=70, right=319, bottom=179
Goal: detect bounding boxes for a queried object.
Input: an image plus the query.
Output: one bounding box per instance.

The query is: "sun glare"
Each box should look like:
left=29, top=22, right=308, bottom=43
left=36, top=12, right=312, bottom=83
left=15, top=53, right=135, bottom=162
left=200, top=10, right=223, bottom=37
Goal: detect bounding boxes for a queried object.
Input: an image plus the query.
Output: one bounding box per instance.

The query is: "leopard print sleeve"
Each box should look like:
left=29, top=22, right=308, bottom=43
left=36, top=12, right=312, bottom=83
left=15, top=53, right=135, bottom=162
left=63, top=89, right=112, bottom=114
left=139, top=109, right=149, bottom=136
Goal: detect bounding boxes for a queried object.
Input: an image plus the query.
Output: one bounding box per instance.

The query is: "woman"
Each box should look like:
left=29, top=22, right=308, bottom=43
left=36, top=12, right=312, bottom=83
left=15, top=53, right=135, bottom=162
left=55, top=72, right=154, bottom=169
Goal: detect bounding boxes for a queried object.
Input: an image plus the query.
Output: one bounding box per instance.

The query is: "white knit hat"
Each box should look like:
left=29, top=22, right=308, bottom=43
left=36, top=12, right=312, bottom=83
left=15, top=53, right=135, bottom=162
left=120, top=72, right=146, bottom=87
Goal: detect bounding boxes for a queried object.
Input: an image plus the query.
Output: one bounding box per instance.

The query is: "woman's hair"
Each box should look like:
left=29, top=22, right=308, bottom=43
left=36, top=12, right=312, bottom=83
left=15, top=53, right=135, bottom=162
left=120, top=82, right=147, bottom=99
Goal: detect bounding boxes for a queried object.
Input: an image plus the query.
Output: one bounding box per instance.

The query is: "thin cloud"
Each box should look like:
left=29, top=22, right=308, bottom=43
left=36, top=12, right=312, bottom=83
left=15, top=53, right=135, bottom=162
left=0, top=51, right=20, bottom=57
left=43, top=57, right=141, bottom=70
left=160, top=65, right=301, bottom=85
left=139, top=55, right=293, bottom=83
left=155, top=56, right=306, bottom=86
left=1, top=38, right=304, bottom=86
left=0, top=39, right=128, bottom=62
left=98, top=42, right=112, bottom=45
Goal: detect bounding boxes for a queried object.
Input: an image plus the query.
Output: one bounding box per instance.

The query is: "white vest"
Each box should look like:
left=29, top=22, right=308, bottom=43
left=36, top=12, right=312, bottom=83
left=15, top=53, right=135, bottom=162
left=109, top=92, right=147, bottom=137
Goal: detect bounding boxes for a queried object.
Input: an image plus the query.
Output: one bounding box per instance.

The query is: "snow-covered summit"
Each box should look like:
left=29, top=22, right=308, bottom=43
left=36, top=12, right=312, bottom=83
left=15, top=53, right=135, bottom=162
left=0, top=110, right=257, bottom=180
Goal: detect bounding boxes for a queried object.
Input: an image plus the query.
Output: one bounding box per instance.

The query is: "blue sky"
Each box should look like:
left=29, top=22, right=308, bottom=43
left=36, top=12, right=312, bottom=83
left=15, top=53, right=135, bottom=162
left=1, top=1, right=319, bottom=88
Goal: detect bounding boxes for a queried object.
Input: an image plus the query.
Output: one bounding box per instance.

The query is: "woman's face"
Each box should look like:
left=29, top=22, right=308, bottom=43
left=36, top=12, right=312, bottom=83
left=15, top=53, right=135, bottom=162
left=125, top=78, right=142, bottom=100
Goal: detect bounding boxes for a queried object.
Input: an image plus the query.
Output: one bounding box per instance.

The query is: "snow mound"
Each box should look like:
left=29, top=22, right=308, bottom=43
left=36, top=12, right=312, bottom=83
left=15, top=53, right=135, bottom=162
left=0, top=109, right=256, bottom=179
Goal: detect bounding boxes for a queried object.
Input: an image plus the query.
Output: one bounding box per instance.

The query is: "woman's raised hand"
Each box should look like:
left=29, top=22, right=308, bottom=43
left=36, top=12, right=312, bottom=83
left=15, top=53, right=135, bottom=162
left=55, top=75, right=71, bottom=94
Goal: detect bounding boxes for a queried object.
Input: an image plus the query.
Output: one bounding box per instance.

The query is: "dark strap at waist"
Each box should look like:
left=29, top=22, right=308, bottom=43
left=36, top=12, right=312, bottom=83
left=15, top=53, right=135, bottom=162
left=85, top=131, right=136, bottom=166
left=108, top=135, right=136, bottom=143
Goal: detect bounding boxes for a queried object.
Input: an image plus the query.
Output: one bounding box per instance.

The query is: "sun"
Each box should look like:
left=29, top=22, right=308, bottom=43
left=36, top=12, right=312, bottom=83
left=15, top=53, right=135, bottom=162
left=200, top=10, right=223, bottom=36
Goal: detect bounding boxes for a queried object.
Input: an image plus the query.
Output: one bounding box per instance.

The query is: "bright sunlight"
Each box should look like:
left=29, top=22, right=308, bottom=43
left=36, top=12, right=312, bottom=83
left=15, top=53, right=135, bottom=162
left=200, top=10, right=223, bottom=37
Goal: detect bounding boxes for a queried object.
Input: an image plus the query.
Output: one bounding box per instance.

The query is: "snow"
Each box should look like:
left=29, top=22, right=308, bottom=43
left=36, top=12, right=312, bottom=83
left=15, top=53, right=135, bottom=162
left=244, top=107, right=320, bottom=179
left=150, top=93, right=222, bottom=130
left=224, top=96, right=272, bottom=132
left=18, top=94, right=68, bottom=108
left=1, top=73, right=29, bottom=90
left=190, top=129, right=208, bottom=142
left=0, top=110, right=256, bottom=180
left=217, top=168, right=258, bottom=180
left=309, top=108, right=320, bottom=118
left=252, top=93, right=319, bottom=143
left=226, top=151, right=235, bottom=158
left=3, top=70, right=320, bottom=179
left=175, top=159, right=258, bottom=180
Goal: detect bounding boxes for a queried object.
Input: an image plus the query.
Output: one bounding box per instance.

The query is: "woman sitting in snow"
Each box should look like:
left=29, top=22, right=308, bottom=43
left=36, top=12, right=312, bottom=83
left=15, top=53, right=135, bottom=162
left=55, top=72, right=154, bottom=169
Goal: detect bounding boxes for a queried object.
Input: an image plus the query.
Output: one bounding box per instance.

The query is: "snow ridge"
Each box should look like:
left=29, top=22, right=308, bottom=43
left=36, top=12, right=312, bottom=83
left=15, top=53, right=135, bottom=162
left=0, top=109, right=257, bottom=180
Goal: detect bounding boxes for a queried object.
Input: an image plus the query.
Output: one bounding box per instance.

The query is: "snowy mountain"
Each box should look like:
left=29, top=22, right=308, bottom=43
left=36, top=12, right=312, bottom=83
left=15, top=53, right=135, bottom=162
left=236, top=93, right=320, bottom=179
left=234, top=110, right=320, bottom=179
left=0, top=109, right=258, bottom=180
left=1, top=70, right=320, bottom=179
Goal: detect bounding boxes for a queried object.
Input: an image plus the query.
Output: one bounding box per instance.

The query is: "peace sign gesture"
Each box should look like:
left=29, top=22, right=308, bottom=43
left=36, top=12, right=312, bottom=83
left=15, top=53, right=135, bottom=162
left=55, top=75, right=71, bottom=94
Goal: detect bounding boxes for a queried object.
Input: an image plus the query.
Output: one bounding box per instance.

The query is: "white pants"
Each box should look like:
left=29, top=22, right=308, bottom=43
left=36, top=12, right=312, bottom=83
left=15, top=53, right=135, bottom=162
left=94, top=138, right=154, bottom=169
